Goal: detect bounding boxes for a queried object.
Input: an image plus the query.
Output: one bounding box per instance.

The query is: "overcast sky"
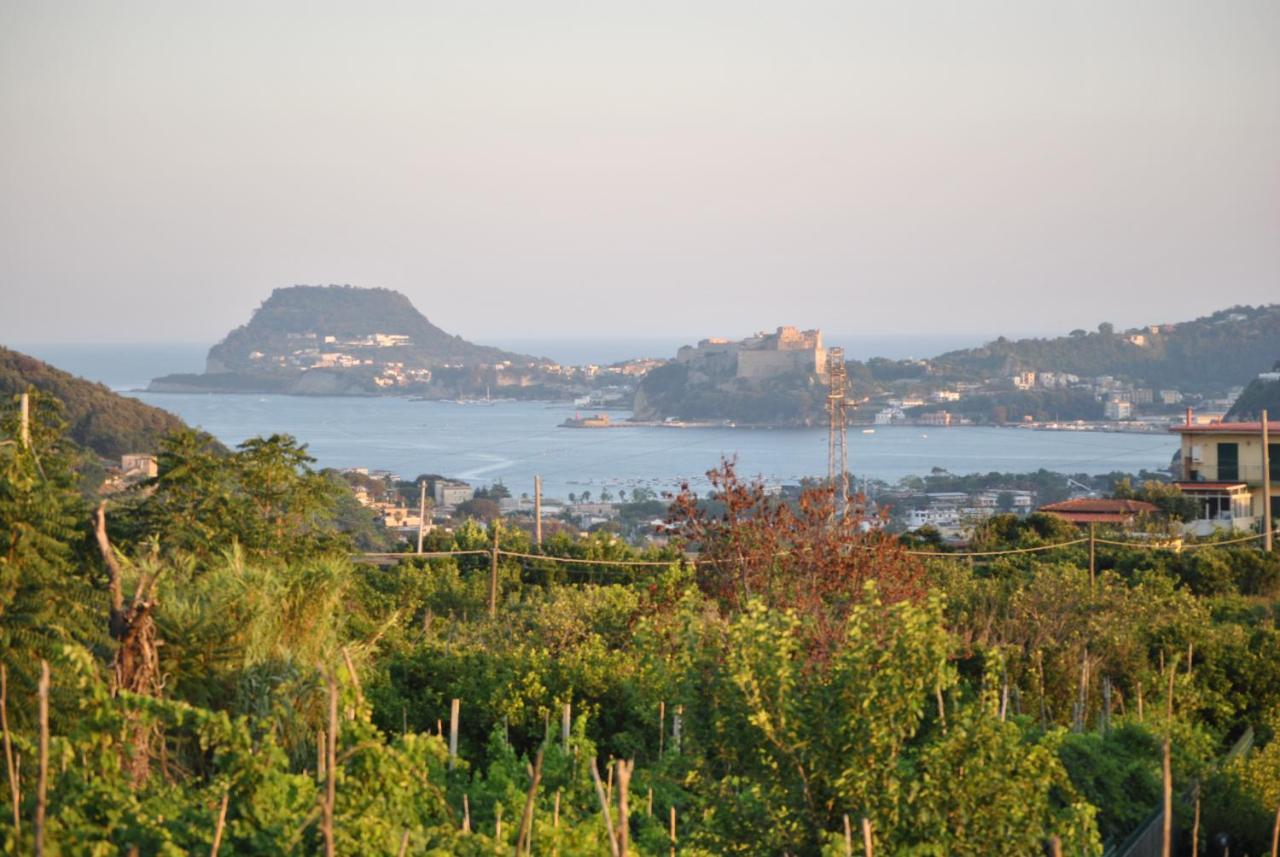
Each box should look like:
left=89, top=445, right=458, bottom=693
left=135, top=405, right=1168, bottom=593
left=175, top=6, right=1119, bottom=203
left=2, top=1, right=1278, bottom=347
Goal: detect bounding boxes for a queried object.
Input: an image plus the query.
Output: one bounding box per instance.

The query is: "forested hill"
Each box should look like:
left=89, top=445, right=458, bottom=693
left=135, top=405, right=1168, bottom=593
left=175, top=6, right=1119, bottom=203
left=205, top=285, right=537, bottom=373
left=927, top=304, right=1280, bottom=393
left=0, top=346, right=188, bottom=458
left=1226, top=363, right=1280, bottom=420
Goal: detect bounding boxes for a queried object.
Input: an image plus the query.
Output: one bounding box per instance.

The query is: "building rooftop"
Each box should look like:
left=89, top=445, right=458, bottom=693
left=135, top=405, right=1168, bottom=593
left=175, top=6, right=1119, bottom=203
left=1038, top=497, right=1160, bottom=524
left=1169, top=421, right=1266, bottom=435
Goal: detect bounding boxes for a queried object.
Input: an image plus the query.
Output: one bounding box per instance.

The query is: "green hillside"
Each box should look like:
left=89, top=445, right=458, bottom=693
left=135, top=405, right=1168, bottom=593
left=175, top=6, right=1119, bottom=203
left=0, top=346, right=188, bottom=458
left=206, top=284, right=536, bottom=373
left=928, top=304, right=1280, bottom=393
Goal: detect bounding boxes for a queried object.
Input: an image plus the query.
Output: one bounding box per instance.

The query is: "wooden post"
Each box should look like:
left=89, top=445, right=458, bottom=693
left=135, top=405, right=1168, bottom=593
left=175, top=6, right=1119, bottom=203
left=1161, top=736, right=1172, bottom=857
left=489, top=521, right=501, bottom=618
left=34, top=660, right=49, bottom=857
left=616, top=759, right=633, bottom=857
left=19, top=392, right=30, bottom=451
left=669, top=806, right=676, bottom=857
left=516, top=747, right=545, bottom=855
left=1270, top=801, right=1280, bottom=857
left=323, top=671, right=337, bottom=857
left=417, top=481, right=428, bottom=555
left=553, top=789, right=560, bottom=828
left=659, top=701, right=666, bottom=755
left=1262, top=410, right=1272, bottom=553
left=562, top=701, right=571, bottom=751
left=210, top=790, right=230, bottom=857
left=1191, top=785, right=1200, bottom=857
left=534, top=475, right=543, bottom=547
left=861, top=817, right=873, bottom=857
left=1, top=664, right=19, bottom=836
left=1088, top=521, right=1096, bottom=592
left=1049, top=835, right=1062, bottom=857
left=462, top=793, right=471, bottom=833
left=590, top=758, right=621, bottom=857
left=449, top=698, right=460, bottom=770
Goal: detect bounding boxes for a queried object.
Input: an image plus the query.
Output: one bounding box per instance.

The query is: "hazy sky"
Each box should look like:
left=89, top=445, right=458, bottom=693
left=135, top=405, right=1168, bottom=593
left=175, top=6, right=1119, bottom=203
left=3, top=1, right=1278, bottom=347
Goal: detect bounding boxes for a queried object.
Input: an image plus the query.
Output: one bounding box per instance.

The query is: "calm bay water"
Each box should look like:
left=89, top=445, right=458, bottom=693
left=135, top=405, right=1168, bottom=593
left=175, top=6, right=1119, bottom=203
left=12, top=341, right=1176, bottom=499
left=129, top=393, right=1176, bottom=500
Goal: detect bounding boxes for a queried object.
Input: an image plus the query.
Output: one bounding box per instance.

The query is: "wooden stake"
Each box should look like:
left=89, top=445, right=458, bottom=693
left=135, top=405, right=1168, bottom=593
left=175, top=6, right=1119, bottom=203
left=341, top=647, right=363, bottom=715
left=1271, top=801, right=1280, bottom=857
left=34, top=660, right=49, bottom=857
left=616, top=759, right=633, bottom=857
left=590, top=758, right=621, bottom=857
left=1, top=664, right=19, bottom=836
left=861, top=816, right=873, bottom=857
left=417, top=481, right=428, bottom=555
left=323, top=671, right=338, bottom=857
left=516, top=747, right=545, bottom=855
left=669, top=806, right=676, bottom=857
left=562, top=702, right=571, bottom=750
left=534, top=475, right=543, bottom=546
left=659, top=701, right=666, bottom=755
left=1161, top=736, right=1172, bottom=857
left=1262, top=409, right=1272, bottom=553
left=462, top=794, right=471, bottom=833
left=397, top=830, right=410, bottom=857
left=843, top=814, right=853, bottom=856
left=489, top=521, right=501, bottom=618
left=1050, top=835, right=1062, bottom=857
left=210, top=790, right=230, bottom=857
left=19, top=392, right=30, bottom=450
left=1191, top=786, right=1200, bottom=857
left=449, top=698, right=460, bottom=770
left=1088, top=521, right=1096, bottom=592
left=553, top=789, right=560, bottom=828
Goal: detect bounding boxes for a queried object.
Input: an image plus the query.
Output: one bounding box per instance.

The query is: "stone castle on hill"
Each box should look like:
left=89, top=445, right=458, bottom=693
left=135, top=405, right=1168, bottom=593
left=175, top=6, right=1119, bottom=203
left=675, top=326, right=827, bottom=381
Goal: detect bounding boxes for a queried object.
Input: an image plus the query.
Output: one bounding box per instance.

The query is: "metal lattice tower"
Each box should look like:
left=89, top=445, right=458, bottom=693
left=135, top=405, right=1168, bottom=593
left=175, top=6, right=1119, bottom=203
left=826, top=347, right=849, bottom=512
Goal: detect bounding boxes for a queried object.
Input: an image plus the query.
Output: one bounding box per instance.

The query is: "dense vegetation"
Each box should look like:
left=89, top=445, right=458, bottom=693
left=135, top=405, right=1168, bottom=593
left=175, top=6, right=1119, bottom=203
left=1226, top=366, right=1280, bottom=421
left=0, top=347, right=188, bottom=458
left=3, top=393, right=1280, bottom=855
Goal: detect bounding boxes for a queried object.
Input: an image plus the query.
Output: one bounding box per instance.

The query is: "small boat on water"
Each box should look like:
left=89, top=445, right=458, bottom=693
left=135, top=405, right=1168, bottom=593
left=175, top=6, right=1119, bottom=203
left=862, top=429, right=875, bottom=435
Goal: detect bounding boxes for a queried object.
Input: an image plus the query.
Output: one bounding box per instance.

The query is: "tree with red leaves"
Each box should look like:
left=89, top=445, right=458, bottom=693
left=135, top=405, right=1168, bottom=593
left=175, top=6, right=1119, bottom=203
left=665, top=459, right=926, bottom=654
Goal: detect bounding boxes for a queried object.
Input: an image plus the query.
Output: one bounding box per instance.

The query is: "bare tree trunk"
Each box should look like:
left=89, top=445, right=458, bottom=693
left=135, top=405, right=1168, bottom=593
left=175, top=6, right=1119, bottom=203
left=94, top=503, right=162, bottom=785
left=861, top=817, right=873, bottom=857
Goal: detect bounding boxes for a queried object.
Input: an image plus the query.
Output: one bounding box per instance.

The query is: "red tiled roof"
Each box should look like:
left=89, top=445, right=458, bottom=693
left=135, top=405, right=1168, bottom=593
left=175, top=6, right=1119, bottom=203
left=1169, top=422, right=1264, bottom=434
left=1039, top=498, right=1160, bottom=514
left=1037, top=498, right=1161, bottom=524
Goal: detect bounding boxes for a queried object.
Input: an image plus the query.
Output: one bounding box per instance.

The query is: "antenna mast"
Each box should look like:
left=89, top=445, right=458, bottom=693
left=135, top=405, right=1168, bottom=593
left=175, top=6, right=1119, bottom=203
left=826, top=347, right=849, bottom=514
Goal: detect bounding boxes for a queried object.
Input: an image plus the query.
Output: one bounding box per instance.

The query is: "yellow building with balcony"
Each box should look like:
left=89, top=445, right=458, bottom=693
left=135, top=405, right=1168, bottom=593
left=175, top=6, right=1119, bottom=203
left=1171, top=418, right=1278, bottom=537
